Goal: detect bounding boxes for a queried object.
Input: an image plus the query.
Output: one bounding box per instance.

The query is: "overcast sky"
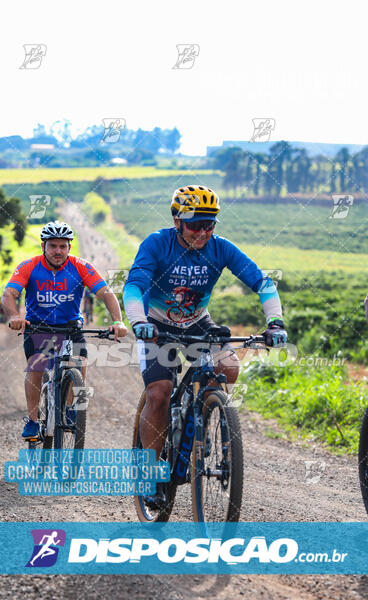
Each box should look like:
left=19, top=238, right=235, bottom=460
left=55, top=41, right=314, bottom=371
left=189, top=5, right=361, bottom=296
left=2, top=0, right=367, bottom=155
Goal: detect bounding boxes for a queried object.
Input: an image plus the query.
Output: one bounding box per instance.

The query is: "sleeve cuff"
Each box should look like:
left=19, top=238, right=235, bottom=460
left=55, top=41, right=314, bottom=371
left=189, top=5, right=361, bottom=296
left=5, top=282, right=23, bottom=293
left=90, top=280, right=107, bottom=294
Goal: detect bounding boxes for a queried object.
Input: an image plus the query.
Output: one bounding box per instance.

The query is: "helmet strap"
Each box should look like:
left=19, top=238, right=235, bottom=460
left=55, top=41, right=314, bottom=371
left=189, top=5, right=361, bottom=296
left=177, top=220, right=192, bottom=250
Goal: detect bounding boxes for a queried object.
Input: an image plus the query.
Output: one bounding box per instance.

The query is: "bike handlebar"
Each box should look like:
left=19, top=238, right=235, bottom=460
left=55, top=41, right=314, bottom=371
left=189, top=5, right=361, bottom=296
left=157, top=331, right=268, bottom=347
left=22, top=324, right=118, bottom=341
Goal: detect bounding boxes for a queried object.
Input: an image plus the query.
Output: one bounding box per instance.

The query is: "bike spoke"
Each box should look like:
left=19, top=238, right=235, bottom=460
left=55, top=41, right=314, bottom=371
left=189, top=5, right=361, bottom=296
left=192, top=390, right=243, bottom=522
left=202, top=407, right=232, bottom=520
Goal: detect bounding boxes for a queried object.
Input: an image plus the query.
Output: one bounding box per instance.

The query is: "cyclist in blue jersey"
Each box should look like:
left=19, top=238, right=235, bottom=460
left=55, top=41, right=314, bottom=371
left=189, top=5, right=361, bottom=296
left=1, top=221, right=128, bottom=438
left=123, top=185, right=287, bottom=509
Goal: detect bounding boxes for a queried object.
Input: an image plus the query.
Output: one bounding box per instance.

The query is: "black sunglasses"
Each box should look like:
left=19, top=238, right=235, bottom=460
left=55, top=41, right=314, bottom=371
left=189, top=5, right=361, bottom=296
left=184, top=220, right=216, bottom=232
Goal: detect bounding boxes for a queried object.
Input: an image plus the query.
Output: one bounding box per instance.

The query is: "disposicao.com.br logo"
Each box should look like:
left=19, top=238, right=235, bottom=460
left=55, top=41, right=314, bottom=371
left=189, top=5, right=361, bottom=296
left=67, top=535, right=347, bottom=566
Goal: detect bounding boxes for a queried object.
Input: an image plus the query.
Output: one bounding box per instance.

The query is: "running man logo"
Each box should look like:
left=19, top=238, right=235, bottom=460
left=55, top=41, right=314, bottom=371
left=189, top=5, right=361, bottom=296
left=107, top=269, right=129, bottom=293
left=19, top=44, right=47, bottom=69
left=261, top=269, right=283, bottom=289
left=73, top=386, right=94, bottom=410
left=101, top=118, right=126, bottom=144
left=330, top=195, right=354, bottom=219
left=28, top=195, right=51, bottom=219
left=228, top=382, right=248, bottom=408
left=250, top=118, right=276, bottom=142
left=172, top=44, right=200, bottom=69
left=304, top=461, right=327, bottom=485
left=26, top=529, right=66, bottom=567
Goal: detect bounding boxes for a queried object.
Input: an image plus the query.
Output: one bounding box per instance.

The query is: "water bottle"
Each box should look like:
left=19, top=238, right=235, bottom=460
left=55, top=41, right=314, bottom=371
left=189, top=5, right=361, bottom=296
left=171, top=405, right=183, bottom=448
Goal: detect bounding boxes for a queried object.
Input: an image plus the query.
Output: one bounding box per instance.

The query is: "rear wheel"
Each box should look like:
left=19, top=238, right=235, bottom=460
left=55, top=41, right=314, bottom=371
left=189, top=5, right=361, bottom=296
left=133, top=391, right=177, bottom=522
left=54, top=368, right=86, bottom=450
left=358, top=406, right=368, bottom=514
left=191, top=390, right=243, bottom=522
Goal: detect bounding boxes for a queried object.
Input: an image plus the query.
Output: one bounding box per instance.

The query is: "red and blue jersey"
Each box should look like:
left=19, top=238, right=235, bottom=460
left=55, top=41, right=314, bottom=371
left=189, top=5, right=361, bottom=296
left=5, top=255, right=106, bottom=324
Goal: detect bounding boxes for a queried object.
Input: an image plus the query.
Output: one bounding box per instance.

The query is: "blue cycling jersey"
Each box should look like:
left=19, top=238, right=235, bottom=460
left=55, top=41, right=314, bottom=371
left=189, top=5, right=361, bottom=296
left=123, top=227, right=282, bottom=328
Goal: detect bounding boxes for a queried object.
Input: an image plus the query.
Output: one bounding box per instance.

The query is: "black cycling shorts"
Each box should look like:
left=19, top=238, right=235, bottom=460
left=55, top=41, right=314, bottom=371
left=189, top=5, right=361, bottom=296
left=138, top=315, right=233, bottom=387
left=24, top=327, right=87, bottom=372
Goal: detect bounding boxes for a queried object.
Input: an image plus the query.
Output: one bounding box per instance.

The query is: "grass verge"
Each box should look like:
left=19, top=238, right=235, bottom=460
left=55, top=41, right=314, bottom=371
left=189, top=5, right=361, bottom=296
left=235, top=360, right=367, bottom=454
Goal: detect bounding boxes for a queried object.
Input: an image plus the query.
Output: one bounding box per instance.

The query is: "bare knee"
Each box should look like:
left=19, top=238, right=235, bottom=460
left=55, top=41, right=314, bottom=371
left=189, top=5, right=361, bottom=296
left=145, top=380, right=173, bottom=414
left=25, top=370, right=43, bottom=385
left=215, top=352, right=240, bottom=383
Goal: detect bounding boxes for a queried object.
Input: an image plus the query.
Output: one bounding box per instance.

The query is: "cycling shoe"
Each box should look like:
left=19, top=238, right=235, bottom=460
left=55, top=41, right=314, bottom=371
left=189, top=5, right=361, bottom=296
left=144, top=483, right=167, bottom=510
left=22, top=418, right=39, bottom=438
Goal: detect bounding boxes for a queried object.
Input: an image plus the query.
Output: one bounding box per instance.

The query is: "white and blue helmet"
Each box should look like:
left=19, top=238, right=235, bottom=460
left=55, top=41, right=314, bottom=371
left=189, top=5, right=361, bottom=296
left=41, top=221, right=74, bottom=241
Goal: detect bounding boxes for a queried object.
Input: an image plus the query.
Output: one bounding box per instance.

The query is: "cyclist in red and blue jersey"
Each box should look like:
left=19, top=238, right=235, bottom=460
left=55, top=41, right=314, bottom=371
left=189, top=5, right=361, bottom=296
left=1, top=221, right=127, bottom=438
left=123, top=185, right=287, bottom=509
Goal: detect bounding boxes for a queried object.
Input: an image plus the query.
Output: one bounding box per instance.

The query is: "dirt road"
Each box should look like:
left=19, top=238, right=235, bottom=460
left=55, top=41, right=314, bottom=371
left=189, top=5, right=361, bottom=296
left=0, top=206, right=366, bottom=599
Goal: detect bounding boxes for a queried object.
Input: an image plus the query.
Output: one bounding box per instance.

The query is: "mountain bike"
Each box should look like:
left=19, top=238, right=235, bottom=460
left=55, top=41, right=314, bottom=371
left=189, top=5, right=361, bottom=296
left=23, top=321, right=118, bottom=450
left=132, top=326, right=267, bottom=522
left=358, top=407, right=368, bottom=514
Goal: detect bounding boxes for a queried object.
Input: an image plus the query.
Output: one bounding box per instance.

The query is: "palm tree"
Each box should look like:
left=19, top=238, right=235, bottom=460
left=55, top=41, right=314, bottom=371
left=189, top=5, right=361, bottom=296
left=352, top=146, right=368, bottom=192
left=335, top=147, right=351, bottom=192
left=223, top=148, right=243, bottom=194
left=251, top=153, right=266, bottom=196
left=268, top=141, right=292, bottom=196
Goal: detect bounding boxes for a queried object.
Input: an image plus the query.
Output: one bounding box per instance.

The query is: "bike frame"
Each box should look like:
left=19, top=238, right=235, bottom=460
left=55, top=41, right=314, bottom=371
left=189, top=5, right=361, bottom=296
left=23, top=323, right=118, bottom=447
left=162, top=332, right=267, bottom=491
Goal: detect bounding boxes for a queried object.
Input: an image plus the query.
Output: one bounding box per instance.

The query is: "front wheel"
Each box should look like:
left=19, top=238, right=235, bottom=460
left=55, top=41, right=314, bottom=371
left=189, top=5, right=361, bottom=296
left=132, top=391, right=177, bottom=522
left=54, top=368, right=87, bottom=450
left=191, top=390, right=243, bottom=522
left=358, top=406, right=368, bottom=514
left=38, top=371, right=53, bottom=449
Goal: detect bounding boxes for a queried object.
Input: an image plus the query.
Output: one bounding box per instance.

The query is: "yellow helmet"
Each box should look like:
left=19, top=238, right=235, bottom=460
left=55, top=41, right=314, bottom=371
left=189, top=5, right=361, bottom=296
left=171, top=185, right=220, bottom=220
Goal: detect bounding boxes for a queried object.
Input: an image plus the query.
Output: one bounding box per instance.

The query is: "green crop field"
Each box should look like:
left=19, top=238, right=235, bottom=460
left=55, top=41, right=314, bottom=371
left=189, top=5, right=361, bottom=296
left=0, top=167, right=217, bottom=185
left=1, top=172, right=224, bottom=218
left=112, top=197, right=368, bottom=254
left=236, top=243, right=368, bottom=273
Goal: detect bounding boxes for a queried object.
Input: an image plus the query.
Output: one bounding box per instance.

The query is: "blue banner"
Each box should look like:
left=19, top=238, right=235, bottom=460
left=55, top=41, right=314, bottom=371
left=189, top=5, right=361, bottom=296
left=0, top=522, right=367, bottom=574
left=4, top=449, right=170, bottom=496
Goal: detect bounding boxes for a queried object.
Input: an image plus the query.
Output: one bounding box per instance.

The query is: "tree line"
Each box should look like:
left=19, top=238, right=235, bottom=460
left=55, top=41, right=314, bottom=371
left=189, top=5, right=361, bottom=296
left=211, top=142, right=368, bottom=196
left=32, top=121, right=181, bottom=154
left=0, top=121, right=182, bottom=168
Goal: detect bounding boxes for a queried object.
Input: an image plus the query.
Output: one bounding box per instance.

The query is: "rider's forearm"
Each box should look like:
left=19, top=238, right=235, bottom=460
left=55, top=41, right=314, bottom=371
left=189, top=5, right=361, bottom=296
left=257, top=282, right=283, bottom=323
left=1, top=289, right=20, bottom=319
left=123, top=284, right=147, bottom=326
left=99, top=290, right=124, bottom=323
